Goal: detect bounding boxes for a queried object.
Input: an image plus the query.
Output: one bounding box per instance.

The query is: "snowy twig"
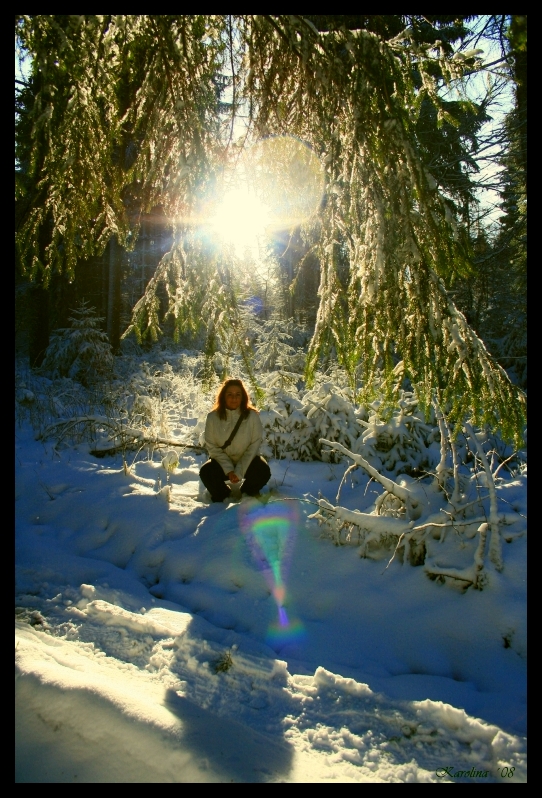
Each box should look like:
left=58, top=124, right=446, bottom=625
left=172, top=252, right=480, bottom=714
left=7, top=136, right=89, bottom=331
left=411, top=516, right=488, bottom=531
left=464, top=424, right=502, bottom=570
left=311, top=497, right=409, bottom=537
left=495, top=494, right=527, bottom=520
left=336, top=463, right=358, bottom=503
left=448, top=423, right=462, bottom=506
left=452, top=493, right=488, bottom=515
left=435, top=408, right=448, bottom=491
left=492, top=451, right=520, bottom=480
left=127, top=442, right=148, bottom=475
left=473, top=522, right=488, bottom=583
left=423, top=563, right=475, bottom=587
left=434, top=406, right=461, bottom=505
left=382, top=531, right=408, bottom=572
left=267, top=497, right=321, bottom=508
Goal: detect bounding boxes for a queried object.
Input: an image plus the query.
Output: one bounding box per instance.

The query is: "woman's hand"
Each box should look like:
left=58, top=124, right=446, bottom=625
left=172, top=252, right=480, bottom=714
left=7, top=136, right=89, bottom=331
left=228, top=471, right=240, bottom=483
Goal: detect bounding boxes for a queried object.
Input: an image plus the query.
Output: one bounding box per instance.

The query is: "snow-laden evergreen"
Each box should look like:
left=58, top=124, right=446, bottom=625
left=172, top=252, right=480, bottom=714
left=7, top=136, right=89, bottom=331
left=40, top=301, right=114, bottom=386
left=253, top=314, right=298, bottom=372
left=16, top=16, right=526, bottom=446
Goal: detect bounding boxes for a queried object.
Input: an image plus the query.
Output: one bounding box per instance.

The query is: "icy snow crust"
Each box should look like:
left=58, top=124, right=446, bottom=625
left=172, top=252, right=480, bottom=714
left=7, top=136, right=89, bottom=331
left=16, top=424, right=526, bottom=782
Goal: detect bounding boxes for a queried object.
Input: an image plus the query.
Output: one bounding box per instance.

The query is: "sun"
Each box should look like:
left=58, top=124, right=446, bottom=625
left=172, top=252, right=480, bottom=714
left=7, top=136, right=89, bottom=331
left=208, top=185, right=271, bottom=257
left=205, top=136, right=325, bottom=258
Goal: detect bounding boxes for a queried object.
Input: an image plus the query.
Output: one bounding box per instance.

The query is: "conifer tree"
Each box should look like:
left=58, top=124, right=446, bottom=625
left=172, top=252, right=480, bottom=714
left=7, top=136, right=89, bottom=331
left=253, top=313, right=297, bottom=373
left=16, top=15, right=526, bottom=443
left=41, top=300, right=114, bottom=386
left=443, top=16, right=526, bottom=388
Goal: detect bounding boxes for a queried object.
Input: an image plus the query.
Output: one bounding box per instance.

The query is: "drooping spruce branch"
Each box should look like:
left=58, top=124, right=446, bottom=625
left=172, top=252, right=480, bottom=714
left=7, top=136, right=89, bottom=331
left=242, top=16, right=525, bottom=444
left=16, top=15, right=225, bottom=282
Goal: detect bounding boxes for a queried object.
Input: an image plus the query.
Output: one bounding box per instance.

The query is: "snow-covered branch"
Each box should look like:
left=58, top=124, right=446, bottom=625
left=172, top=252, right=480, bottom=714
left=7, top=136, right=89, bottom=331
left=313, top=497, right=409, bottom=537
left=320, top=438, right=422, bottom=520
left=39, top=416, right=205, bottom=456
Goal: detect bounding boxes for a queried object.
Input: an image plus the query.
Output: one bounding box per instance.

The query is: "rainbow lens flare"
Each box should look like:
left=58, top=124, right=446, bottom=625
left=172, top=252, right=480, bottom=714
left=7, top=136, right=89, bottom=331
left=238, top=499, right=306, bottom=648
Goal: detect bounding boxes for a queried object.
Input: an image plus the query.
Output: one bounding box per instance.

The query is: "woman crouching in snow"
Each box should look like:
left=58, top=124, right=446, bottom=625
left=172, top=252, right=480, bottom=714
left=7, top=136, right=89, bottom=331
left=200, top=378, right=271, bottom=503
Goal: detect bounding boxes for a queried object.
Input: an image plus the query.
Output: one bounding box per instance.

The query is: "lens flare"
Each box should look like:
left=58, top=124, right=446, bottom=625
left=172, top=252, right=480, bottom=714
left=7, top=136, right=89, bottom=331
left=201, top=136, right=325, bottom=258
left=238, top=500, right=306, bottom=648
left=245, top=136, right=325, bottom=232
left=267, top=613, right=306, bottom=650
left=208, top=185, right=271, bottom=255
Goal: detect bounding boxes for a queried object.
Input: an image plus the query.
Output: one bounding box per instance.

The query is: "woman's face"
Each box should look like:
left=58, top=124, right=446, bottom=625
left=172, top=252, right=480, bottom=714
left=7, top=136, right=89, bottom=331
left=224, top=386, right=243, bottom=410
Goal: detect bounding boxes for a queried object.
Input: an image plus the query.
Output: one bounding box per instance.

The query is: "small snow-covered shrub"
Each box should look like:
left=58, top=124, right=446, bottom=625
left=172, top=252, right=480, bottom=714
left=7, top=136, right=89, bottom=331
left=260, top=387, right=314, bottom=460
left=302, top=384, right=362, bottom=462
left=253, top=315, right=297, bottom=373
left=258, top=378, right=364, bottom=461
left=258, top=376, right=440, bottom=472
left=352, top=394, right=440, bottom=475
left=132, top=394, right=155, bottom=421
left=16, top=357, right=105, bottom=436
left=41, top=301, right=114, bottom=387
left=15, top=365, right=49, bottom=430
left=104, top=355, right=211, bottom=443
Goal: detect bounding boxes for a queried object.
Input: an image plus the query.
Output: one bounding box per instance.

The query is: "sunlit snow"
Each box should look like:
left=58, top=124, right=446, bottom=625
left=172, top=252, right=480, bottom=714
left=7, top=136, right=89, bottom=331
left=16, top=407, right=526, bottom=782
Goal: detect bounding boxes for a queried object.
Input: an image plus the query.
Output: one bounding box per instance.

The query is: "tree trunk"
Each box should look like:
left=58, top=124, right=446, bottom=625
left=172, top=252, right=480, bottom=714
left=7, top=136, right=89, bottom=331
left=510, top=15, right=527, bottom=186
left=107, top=236, right=122, bottom=353
left=28, top=280, right=50, bottom=368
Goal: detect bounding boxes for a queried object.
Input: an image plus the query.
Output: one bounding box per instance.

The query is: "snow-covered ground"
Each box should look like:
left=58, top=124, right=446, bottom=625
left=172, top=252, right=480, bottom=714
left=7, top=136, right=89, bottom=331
left=15, top=418, right=526, bottom=782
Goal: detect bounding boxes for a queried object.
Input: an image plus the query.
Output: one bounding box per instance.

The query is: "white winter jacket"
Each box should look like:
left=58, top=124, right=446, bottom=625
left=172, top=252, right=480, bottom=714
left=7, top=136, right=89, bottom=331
left=204, top=408, right=264, bottom=479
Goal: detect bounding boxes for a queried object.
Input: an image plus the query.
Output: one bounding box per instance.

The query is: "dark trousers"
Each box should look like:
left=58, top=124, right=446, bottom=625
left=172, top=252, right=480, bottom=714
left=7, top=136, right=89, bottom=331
left=200, top=456, right=271, bottom=501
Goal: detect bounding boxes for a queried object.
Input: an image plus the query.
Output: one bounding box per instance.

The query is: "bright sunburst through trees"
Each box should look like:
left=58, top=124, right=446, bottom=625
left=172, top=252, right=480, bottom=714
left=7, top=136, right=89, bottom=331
left=15, top=15, right=526, bottom=445
left=197, top=136, right=325, bottom=257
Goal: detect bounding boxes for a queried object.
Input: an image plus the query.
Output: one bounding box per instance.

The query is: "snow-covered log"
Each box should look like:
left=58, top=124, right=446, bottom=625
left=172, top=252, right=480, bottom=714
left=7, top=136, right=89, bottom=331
left=39, top=415, right=205, bottom=456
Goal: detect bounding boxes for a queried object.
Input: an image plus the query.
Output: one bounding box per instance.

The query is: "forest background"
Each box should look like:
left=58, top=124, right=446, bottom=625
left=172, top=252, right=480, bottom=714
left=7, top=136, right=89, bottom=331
left=15, top=14, right=526, bottom=586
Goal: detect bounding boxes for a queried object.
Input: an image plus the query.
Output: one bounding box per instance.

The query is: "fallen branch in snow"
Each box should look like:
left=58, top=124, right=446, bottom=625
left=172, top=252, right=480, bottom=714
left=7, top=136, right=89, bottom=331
left=38, top=415, right=206, bottom=456
left=313, top=497, right=409, bottom=536
left=319, top=438, right=423, bottom=520
left=312, top=431, right=519, bottom=589
left=311, top=497, right=431, bottom=565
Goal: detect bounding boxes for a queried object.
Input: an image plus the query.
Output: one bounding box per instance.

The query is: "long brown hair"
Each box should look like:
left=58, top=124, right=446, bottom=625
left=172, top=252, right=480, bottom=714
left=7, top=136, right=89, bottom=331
left=212, top=378, right=258, bottom=420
